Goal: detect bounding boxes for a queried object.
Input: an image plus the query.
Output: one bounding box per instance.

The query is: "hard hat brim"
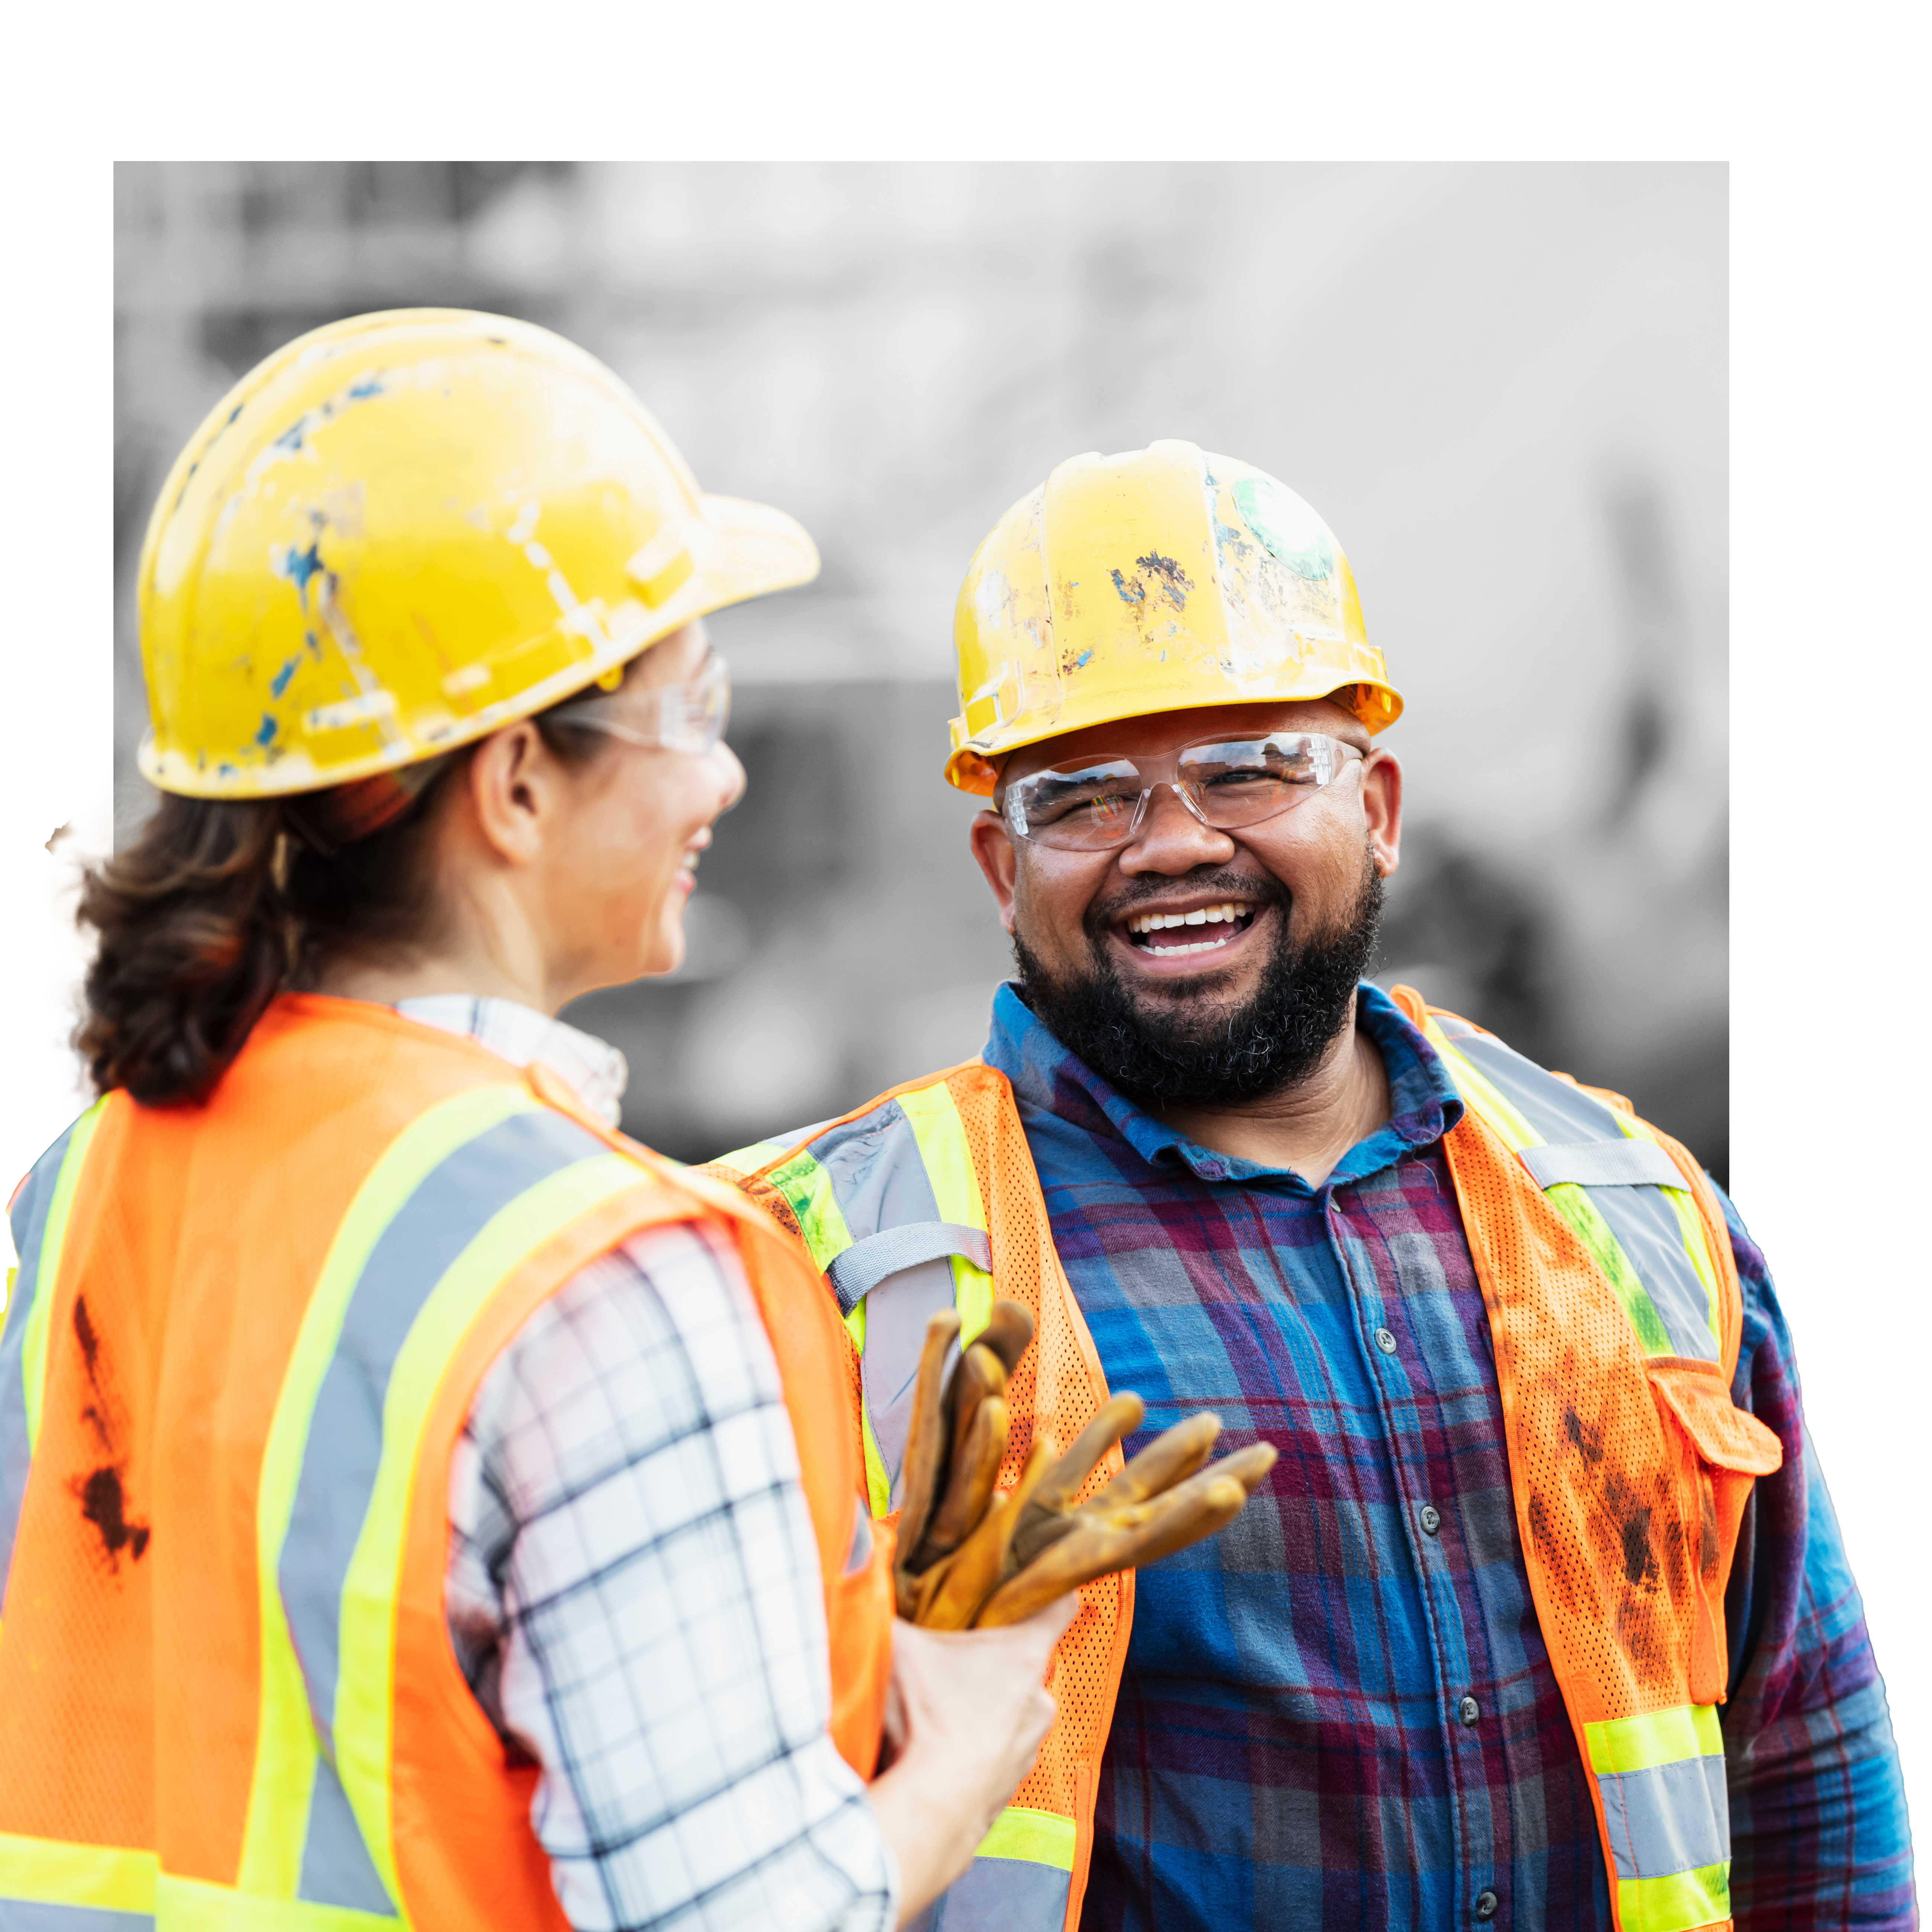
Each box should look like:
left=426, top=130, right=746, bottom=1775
left=943, top=675, right=1404, bottom=797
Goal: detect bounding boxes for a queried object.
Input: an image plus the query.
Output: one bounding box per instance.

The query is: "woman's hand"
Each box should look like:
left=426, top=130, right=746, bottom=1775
left=864, top=1596, right=1078, bottom=1925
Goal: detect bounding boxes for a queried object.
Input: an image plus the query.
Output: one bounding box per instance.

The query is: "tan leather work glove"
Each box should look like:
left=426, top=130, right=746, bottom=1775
left=893, top=1301, right=1277, bottom=1631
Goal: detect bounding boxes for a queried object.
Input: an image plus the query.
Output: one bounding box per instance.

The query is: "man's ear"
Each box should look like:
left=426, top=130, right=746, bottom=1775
left=967, top=810, right=1019, bottom=935
left=1363, top=747, right=1403, bottom=879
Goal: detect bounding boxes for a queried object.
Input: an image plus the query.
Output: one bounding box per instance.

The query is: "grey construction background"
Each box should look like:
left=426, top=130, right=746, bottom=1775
left=114, top=162, right=1727, bottom=1177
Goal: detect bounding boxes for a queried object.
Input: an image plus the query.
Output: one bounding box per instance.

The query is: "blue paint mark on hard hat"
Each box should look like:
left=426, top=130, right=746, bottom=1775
left=256, top=714, right=279, bottom=747
left=1072, top=649, right=1094, bottom=669
left=347, top=376, right=384, bottom=401
left=269, top=658, right=299, bottom=699
left=280, top=542, right=323, bottom=591
left=1111, top=569, right=1145, bottom=606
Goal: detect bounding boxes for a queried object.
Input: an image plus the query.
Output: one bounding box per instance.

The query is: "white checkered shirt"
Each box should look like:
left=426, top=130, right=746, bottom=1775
left=399, top=998, right=898, bottom=1932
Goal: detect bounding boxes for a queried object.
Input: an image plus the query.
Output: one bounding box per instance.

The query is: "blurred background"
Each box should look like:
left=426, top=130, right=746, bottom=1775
left=114, top=162, right=1727, bottom=1178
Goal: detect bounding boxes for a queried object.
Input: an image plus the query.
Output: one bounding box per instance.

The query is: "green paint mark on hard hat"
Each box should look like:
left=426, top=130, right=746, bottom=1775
left=1233, top=477, right=1335, bottom=581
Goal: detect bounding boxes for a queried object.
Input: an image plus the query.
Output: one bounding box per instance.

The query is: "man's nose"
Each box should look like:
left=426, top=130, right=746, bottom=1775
left=1118, top=783, right=1235, bottom=874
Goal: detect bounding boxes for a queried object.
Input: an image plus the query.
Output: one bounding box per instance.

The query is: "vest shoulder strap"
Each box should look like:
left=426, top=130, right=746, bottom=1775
left=1390, top=986, right=1742, bottom=1378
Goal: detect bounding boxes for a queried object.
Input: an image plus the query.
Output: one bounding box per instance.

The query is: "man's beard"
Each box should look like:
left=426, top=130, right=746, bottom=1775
left=1012, top=848, right=1384, bottom=1107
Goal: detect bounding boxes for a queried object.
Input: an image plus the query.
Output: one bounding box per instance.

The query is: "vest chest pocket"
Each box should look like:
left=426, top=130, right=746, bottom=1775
left=1644, top=1359, right=1783, bottom=1704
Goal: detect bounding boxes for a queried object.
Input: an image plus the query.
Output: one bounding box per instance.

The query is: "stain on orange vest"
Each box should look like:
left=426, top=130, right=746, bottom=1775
left=0, top=997, right=891, bottom=1926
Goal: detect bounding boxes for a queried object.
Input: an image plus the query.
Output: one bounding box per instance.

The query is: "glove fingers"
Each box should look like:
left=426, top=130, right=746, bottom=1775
left=1006, top=1391, right=1146, bottom=1573
left=946, top=1343, right=1008, bottom=1480
left=976, top=1474, right=1251, bottom=1628
left=918, top=1393, right=1009, bottom=1564
left=1090, top=1411, right=1222, bottom=1510
left=916, top=1441, right=1053, bottom=1630
left=892, top=1308, right=963, bottom=1609
left=974, top=1299, right=1036, bottom=1378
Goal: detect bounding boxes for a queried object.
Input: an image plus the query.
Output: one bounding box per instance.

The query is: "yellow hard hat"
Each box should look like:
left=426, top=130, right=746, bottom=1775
left=944, top=439, right=1401, bottom=794
left=138, top=308, right=820, bottom=798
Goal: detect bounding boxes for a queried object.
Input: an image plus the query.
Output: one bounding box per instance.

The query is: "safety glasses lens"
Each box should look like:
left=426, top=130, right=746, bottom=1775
left=1006, top=734, right=1355, bottom=849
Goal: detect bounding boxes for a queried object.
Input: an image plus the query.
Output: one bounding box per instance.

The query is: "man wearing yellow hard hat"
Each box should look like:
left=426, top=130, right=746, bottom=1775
left=710, top=443, right=1915, bottom=1930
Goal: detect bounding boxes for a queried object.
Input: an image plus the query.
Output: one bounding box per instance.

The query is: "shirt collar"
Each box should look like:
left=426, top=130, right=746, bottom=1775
left=394, top=994, right=629, bottom=1130
left=982, top=978, right=1462, bottom=1190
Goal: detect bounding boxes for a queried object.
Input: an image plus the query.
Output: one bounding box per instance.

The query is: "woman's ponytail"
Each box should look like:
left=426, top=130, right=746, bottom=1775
left=75, top=795, right=294, bottom=1106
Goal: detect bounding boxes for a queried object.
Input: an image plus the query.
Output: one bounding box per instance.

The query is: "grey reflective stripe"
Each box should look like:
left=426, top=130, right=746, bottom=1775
left=1597, top=1751, right=1730, bottom=1880
left=799, top=1100, right=978, bottom=1509
left=298, top=1753, right=397, bottom=1916
left=807, top=1100, right=942, bottom=1243
left=0, top=1120, right=81, bottom=1611
left=1589, top=1182, right=1720, bottom=1362
left=825, top=1222, right=992, bottom=1315
left=1450, top=1028, right=1719, bottom=1361
left=0, top=1905, right=152, bottom=1930
left=1517, top=1140, right=1687, bottom=1190
left=1452, top=1032, right=1628, bottom=1146
left=910, top=1855, right=1072, bottom=1930
left=843, top=1494, right=874, bottom=1575
left=279, top=1107, right=609, bottom=1754
left=863, top=1259, right=961, bottom=1509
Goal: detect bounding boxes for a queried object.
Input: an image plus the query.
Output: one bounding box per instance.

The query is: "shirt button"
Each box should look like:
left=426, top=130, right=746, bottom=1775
left=1373, top=1326, right=1399, bottom=1354
left=1475, top=1890, right=1498, bottom=1920
left=1419, top=1503, right=1442, bottom=1536
left=1459, top=1695, right=1481, bottom=1726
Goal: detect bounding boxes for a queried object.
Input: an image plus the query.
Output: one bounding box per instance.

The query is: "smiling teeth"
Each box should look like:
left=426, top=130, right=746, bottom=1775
left=1127, top=901, right=1250, bottom=934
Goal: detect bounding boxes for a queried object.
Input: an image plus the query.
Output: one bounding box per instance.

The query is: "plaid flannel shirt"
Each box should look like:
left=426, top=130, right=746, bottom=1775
left=401, top=998, right=897, bottom=1932
left=981, top=981, right=1915, bottom=1932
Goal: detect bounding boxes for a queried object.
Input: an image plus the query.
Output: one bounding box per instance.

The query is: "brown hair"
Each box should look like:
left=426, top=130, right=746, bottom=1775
left=78, top=694, right=621, bottom=1107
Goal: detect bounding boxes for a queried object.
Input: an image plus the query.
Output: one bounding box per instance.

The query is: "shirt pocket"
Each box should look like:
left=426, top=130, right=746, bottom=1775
left=1646, top=1357, right=1783, bottom=1703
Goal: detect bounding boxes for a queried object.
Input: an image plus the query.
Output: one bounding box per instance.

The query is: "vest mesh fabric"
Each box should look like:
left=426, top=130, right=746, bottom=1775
left=954, top=1067, right=1131, bottom=1845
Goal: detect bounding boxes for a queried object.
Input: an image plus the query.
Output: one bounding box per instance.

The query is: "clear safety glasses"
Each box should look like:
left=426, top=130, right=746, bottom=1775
left=1001, top=730, right=1364, bottom=852
left=547, top=654, right=732, bottom=757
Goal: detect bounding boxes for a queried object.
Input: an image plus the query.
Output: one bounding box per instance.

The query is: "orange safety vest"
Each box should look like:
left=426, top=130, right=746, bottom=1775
left=0, top=995, right=892, bottom=1929
left=707, top=991, right=1782, bottom=1932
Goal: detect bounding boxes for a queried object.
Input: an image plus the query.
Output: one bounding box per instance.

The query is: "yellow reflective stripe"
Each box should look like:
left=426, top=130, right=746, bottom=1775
left=1615, top=1861, right=1730, bottom=1932
left=1544, top=1182, right=1676, bottom=1357
left=238, top=1084, right=540, bottom=1897
left=708, top=1140, right=789, bottom=1181
left=975, top=1804, right=1077, bottom=1872
left=20, top=1096, right=110, bottom=1451
left=0, top=1830, right=156, bottom=1913
left=1585, top=1701, right=1723, bottom=1777
left=766, top=1152, right=856, bottom=1277
left=1618, top=1114, right=1722, bottom=1347
left=839, top=1300, right=891, bottom=1517
left=893, top=1083, right=994, bottom=1344
left=158, top=1871, right=398, bottom=1928
left=333, top=1148, right=648, bottom=1903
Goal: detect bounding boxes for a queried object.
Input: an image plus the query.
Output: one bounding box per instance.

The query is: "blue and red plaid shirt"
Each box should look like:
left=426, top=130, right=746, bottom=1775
left=982, top=981, right=1916, bottom=1932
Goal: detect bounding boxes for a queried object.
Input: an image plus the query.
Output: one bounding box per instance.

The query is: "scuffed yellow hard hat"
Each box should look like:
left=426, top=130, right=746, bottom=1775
left=945, top=439, right=1401, bottom=794
left=138, top=309, right=819, bottom=798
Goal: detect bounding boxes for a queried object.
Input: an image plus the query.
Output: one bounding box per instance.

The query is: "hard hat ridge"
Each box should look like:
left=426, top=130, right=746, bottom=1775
left=945, top=439, right=1401, bottom=794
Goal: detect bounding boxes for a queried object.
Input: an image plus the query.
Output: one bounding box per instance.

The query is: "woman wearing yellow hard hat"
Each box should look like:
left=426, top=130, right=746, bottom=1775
left=0, top=311, right=1070, bottom=1929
